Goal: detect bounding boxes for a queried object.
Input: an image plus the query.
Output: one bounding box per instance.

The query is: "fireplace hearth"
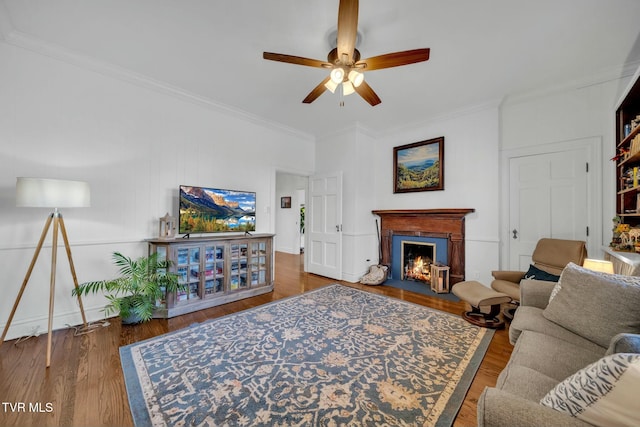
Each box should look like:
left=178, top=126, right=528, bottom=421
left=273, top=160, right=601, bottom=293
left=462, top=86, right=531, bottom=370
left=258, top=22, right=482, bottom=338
left=373, top=209, right=474, bottom=286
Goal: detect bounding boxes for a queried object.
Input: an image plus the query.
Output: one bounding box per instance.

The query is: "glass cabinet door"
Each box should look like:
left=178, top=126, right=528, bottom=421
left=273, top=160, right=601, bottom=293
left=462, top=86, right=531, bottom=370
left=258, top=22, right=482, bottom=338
left=203, top=245, right=225, bottom=296
left=175, top=247, right=201, bottom=303
left=250, top=241, right=268, bottom=286
left=230, top=243, right=248, bottom=290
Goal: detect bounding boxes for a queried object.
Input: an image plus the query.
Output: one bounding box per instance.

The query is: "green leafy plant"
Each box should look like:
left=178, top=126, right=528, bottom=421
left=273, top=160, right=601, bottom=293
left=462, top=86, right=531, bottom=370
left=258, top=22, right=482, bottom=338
left=73, top=252, right=181, bottom=323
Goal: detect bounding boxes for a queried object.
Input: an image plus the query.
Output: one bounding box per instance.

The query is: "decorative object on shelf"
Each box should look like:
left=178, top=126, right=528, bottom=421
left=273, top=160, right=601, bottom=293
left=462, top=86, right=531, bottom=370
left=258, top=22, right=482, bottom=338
left=430, top=263, right=450, bottom=294
left=582, top=259, right=615, bottom=274
left=158, top=212, right=176, bottom=240
left=72, top=252, right=181, bottom=324
left=609, top=216, right=640, bottom=252
left=280, top=196, right=291, bottom=208
left=0, top=177, right=90, bottom=368
left=393, top=137, right=444, bottom=193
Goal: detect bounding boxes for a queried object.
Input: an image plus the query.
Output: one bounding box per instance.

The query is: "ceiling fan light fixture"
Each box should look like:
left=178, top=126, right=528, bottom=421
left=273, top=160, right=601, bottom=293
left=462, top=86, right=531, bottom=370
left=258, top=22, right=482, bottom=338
left=324, top=78, right=339, bottom=93
left=330, top=67, right=345, bottom=84
left=348, top=69, right=364, bottom=87
left=342, top=80, right=355, bottom=96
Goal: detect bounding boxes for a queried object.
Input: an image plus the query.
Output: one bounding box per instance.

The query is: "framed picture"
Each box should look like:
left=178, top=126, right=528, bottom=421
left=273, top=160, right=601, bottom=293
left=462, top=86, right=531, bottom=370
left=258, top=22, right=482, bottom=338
left=393, top=137, right=444, bottom=193
left=281, top=196, right=291, bottom=208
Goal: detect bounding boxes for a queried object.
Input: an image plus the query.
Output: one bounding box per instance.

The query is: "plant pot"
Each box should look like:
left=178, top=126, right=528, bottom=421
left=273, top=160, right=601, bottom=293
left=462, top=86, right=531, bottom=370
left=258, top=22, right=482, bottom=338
left=121, top=312, right=144, bottom=325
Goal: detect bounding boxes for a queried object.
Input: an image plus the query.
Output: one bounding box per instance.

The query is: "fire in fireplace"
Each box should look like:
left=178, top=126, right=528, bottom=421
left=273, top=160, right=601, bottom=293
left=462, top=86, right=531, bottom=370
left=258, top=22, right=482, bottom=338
left=401, top=241, right=435, bottom=282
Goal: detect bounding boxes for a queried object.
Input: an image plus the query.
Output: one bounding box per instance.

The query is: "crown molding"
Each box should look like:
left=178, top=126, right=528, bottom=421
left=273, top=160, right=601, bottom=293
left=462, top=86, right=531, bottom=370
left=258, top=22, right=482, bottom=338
left=376, top=98, right=502, bottom=139
left=502, top=61, right=640, bottom=107
left=316, top=120, right=378, bottom=142
left=2, top=28, right=315, bottom=143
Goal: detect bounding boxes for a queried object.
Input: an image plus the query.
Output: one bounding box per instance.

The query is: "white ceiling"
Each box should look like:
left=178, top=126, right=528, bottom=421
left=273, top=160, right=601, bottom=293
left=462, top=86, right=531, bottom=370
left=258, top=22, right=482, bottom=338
left=2, top=0, right=640, bottom=138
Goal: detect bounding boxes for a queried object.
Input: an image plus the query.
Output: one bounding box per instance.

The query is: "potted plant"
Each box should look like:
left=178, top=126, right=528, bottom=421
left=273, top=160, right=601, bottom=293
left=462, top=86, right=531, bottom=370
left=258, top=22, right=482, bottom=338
left=73, top=251, right=181, bottom=324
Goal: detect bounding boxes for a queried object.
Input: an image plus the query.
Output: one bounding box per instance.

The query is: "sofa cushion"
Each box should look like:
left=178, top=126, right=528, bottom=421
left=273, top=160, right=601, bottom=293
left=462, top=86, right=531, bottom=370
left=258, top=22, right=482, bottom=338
left=543, top=262, right=640, bottom=348
left=510, top=306, right=605, bottom=353
left=524, top=264, right=560, bottom=282
left=507, top=331, right=603, bottom=382
left=540, top=353, right=640, bottom=427
left=498, top=364, right=558, bottom=401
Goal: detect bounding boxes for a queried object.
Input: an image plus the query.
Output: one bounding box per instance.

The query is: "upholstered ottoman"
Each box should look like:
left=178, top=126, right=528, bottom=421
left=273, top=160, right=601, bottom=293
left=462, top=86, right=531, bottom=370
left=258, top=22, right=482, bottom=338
left=452, top=281, right=511, bottom=329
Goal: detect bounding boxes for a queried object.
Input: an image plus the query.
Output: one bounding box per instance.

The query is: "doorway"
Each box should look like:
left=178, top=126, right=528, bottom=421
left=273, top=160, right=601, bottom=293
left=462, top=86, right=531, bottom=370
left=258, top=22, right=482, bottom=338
left=275, top=172, right=309, bottom=257
left=500, top=137, right=602, bottom=267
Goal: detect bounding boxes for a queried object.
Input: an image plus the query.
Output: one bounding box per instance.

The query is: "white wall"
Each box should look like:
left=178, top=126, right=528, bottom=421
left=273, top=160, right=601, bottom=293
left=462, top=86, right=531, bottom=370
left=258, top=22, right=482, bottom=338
left=315, top=105, right=501, bottom=285
left=0, top=41, right=314, bottom=340
left=500, top=73, right=636, bottom=258
left=373, top=105, right=502, bottom=285
left=315, top=125, right=380, bottom=282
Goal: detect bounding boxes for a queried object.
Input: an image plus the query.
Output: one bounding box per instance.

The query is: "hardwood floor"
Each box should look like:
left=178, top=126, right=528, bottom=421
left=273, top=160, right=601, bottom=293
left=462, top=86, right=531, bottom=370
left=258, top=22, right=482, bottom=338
left=0, top=252, right=512, bottom=427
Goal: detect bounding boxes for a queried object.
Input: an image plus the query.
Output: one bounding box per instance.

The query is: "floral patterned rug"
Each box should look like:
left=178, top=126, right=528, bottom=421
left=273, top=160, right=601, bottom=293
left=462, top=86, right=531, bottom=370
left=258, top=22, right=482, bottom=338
left=120, top=284, right=494, bottom=426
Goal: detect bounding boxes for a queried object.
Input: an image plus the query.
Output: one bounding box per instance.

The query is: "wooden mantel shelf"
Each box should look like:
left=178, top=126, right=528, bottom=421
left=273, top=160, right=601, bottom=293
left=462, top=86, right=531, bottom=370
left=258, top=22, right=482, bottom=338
left=372, top=209, right=475, bottom=284
left=372, top=209, right=475, bottom=217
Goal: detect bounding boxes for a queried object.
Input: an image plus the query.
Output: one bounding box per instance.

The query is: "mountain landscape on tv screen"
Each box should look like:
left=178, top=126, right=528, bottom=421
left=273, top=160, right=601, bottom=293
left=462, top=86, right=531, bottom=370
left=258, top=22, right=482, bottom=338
left=179, top=186, right=256, bottom=233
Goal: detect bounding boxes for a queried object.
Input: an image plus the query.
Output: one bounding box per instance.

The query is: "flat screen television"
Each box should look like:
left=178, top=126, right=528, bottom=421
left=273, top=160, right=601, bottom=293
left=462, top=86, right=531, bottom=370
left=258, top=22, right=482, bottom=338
left=179, top=185, right=256, bottom=234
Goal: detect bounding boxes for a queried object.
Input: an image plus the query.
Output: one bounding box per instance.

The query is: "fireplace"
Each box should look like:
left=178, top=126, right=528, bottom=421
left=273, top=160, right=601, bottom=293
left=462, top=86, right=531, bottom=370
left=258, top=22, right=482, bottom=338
left=401, top=241, right=435, bottom=282
left=392, top=235, right=448, bottom=283
left=373, top=209, right=474, bottom=285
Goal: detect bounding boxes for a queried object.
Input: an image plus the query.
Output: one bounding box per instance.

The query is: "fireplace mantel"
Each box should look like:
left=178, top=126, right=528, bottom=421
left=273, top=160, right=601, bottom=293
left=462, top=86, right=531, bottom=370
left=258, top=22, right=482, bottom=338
left=372, top=209, right=475, bottom=284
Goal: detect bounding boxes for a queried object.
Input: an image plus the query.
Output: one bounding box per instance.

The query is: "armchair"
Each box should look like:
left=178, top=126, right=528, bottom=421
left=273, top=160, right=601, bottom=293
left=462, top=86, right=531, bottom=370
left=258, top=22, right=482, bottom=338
left=491, top=238, right=587, bottom=311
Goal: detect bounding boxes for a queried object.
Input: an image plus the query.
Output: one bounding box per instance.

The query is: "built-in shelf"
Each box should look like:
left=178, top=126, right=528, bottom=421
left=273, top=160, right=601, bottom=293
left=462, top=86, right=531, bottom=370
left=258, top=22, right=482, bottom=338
left=613, top=70, right=640, bottom=252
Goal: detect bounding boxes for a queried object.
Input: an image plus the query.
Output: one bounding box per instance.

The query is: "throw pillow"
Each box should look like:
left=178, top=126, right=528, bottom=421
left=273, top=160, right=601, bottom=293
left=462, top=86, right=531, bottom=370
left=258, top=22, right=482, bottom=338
left=523, top=264, right=560, bottom=282
left=543, top=262, right=640, bottom=348
left=540, top=353, right=640, bottom=427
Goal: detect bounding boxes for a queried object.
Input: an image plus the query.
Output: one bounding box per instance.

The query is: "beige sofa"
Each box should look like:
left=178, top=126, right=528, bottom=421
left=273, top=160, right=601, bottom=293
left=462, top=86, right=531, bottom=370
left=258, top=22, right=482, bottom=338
left=477, top=263, right=640, bottom=427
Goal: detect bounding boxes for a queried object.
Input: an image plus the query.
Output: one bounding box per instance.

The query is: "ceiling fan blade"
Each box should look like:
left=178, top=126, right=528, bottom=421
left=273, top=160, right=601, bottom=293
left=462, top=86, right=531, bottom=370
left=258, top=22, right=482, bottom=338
left=336, top=0, right=358, bottom=64
left=263, top=52, right=332, bottom=68
left=356, top=48, right=430, bottom=71
left=355, top=80, right=381, bottom=106
left=302, top=76, right=331, bottom=104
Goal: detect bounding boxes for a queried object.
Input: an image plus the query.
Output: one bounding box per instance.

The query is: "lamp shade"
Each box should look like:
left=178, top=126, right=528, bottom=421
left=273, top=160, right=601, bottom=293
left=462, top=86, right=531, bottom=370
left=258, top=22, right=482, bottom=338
left=16, top=177, right=90, bottom=208
left=324, top=78, right=338, bottom=93
left=582, top=258, right=614, bottom=274
left=342, top=81, right=355, bottom=96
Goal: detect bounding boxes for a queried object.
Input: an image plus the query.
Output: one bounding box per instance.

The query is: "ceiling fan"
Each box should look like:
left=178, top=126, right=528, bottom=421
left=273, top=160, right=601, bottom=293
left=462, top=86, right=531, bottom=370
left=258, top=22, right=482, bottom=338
left=263, top=0, right=430, bottom=106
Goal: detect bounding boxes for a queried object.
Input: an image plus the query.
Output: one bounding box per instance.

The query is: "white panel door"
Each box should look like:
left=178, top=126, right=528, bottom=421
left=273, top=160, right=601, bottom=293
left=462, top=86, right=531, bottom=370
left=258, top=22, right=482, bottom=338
left=508, top=148, right=588, bottom=270
left=307, top=172, right=342, bottom=279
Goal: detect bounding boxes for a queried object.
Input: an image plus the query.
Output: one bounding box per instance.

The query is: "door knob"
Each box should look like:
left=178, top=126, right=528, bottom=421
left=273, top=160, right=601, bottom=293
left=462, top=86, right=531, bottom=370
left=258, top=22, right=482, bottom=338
left=512, top=229, right=518, bottom=239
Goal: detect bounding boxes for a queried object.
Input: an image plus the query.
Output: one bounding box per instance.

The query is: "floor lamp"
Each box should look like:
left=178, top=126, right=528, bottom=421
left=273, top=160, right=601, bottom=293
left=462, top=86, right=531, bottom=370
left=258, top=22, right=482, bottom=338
left=0, top=177, right=90, bottom=368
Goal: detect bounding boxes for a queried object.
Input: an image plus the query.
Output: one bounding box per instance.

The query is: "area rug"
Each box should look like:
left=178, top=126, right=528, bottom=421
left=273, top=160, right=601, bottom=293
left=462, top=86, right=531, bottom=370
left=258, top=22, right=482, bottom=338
left=120, top=284, right=494, bottom=427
